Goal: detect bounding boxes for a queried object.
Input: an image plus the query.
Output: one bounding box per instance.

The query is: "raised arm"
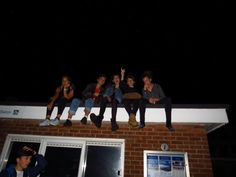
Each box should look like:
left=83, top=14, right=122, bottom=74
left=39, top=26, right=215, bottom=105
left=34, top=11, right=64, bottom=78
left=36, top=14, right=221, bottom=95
left=121, top=68, right=125, bottom=81
left=28, top=154, right=47, bottom=177
left=120, top=68, right=128, bottom=91
left=22, top=146, right=47, bottom=177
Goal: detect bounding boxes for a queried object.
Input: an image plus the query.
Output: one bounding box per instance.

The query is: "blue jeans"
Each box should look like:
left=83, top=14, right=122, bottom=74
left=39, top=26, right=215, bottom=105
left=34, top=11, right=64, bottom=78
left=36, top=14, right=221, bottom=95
left=69, top=98, right=94, bottom=115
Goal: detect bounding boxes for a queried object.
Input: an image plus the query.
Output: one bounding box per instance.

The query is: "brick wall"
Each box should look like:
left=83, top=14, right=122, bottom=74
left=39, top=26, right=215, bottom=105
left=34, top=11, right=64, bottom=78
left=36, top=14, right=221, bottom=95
left=0, top=118, right=213, bottom=177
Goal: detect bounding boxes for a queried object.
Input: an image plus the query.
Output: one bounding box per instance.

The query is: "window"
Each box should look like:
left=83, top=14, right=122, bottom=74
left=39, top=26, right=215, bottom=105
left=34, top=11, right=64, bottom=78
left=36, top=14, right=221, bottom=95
left=84, top=146, right=121, bottom=177
left=0, top=134, right=125, bottom=177
left=144, top=150, right=190, bottom=177
left=41, top=147, right=82, bottom=177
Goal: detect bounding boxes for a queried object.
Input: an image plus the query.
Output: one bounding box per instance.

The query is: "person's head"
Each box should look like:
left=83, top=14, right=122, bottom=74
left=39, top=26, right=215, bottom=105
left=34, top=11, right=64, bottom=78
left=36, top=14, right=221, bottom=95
left=97, top=74, right=106, bottom=86
left=16, top=147, right=34, bottom=170
left=61, top=75, right=72, bottom=87
left=142, top=71, right=153, bottom=85
left=112, top=74, right=120, bottom=85
left=126, top=75, right=135, bottom=87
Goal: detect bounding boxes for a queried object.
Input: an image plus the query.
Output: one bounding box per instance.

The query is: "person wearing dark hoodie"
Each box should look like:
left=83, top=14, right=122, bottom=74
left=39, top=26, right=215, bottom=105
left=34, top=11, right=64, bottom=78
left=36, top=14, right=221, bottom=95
left=120, top=68, right=141, bottom=128
left=0, top=146, right=47, bottom=177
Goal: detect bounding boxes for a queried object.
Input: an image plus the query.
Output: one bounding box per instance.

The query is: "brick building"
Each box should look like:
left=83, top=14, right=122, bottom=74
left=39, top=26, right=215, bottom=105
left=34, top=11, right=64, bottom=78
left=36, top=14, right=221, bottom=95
left=0, top=103, right=228, bottom=177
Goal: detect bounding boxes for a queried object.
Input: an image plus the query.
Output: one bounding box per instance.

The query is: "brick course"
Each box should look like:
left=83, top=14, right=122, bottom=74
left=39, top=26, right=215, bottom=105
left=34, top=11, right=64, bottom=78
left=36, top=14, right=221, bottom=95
left=0, top=118, right=213, bottom=177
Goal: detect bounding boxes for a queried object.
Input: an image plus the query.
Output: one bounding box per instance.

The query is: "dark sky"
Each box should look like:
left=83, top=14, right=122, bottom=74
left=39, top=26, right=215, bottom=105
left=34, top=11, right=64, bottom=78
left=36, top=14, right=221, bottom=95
left=0, top=3, right=233, bottom=106
left=0, top=2, right=235, bottom=176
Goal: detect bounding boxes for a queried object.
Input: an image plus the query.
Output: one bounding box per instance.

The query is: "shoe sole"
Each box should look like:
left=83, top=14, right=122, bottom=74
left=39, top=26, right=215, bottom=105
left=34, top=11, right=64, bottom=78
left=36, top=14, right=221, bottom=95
left=63, top=124, right=72, bottom=127
left=50, top=122, right=60, bottom=126
left=39, top=124, right=50, bottom=127
left=81, top=121, right=87, bottom=125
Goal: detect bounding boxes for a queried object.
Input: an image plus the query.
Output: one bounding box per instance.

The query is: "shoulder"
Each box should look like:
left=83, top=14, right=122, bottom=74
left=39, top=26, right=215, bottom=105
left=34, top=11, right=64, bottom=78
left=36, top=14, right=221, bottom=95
left=154, top=83, right=161, bottom=88
left=87, top=83, right=96, bottom=87
left=1, top=165, right=15, bottom=177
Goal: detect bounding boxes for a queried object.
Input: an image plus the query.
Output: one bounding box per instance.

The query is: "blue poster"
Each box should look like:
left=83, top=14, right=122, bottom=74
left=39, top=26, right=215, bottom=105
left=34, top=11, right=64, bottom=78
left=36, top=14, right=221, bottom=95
left=159, top=156, right=171, bottom=172
left=147, top=155, right=159, bottom=169
left=147, top=155, right=159, bottom=177
left=172, top=156, right=185, bottom=170
left=146, top=153, right=186, bottom=177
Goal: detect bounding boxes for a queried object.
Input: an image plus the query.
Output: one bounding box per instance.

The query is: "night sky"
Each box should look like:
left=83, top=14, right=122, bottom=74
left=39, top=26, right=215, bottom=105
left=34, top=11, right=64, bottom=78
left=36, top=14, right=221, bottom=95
left=0, top=2, right=234, bottom=176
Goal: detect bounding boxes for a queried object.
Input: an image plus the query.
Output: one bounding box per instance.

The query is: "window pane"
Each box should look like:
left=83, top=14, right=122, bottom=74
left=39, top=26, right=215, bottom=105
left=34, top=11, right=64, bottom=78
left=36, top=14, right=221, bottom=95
left=85, top=146, right=121, bottom=177
left=40, top=147, right=81, bottom=177
left=5, top=142, right=40, bottom=168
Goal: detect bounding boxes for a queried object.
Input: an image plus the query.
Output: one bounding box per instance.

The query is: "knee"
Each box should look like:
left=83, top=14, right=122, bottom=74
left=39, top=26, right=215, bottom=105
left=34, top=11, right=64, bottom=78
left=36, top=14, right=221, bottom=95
left=72, top=98, right=81, bottom=106
left=47, top=105, right=52, bottom=110
left=112, top=99, right=118, bottom=106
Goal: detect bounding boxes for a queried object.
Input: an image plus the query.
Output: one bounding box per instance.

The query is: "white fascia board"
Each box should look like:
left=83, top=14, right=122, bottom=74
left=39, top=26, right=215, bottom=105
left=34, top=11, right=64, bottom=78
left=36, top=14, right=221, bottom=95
left=0, top=105, right=229, bottom=124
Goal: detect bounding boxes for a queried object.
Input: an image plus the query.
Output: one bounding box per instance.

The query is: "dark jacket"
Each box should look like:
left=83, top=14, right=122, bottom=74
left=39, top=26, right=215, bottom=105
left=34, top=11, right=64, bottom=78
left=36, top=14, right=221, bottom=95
left=120, top=81, right=140, bottom=94
left=103, top=84, right=123, bottom=103
left=82, top=83, right=104, bottom=103
left=143, top=83, right=165, bottom=100
left=0, top=154, right=47, bottom=177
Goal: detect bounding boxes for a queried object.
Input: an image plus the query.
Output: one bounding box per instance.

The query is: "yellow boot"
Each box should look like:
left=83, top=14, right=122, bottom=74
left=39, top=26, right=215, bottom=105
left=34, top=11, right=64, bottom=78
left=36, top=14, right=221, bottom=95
left=128, top=113, right=139, bottom=128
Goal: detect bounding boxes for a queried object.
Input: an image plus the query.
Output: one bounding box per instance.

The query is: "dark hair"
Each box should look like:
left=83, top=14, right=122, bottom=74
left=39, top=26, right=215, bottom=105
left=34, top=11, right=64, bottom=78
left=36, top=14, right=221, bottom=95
left=142, top=71, right=153, bottom=79
left=16, top=147, right=34, bottom=158
left=112, top=74, right=120, bottom=80
left=126, top=75, right=135, bottom=81
left=97, top=74, right=107, bottom=79
left=62, top=75, right=72, bottom=83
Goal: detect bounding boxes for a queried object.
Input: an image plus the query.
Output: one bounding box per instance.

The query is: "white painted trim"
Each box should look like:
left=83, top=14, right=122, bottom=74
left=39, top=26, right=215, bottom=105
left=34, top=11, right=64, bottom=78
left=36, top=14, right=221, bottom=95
left=0, top=105, right=229, bottom=123
left=0, top=105, right=229, bottom=133
left=0, top=136, right=11, bottom=170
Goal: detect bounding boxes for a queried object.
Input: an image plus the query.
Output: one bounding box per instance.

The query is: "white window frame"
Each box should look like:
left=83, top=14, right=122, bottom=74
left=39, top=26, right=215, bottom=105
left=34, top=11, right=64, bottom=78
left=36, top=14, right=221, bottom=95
left=144, top=150, right=190, bottom=177
left=0, top=134, right=125, bottom=177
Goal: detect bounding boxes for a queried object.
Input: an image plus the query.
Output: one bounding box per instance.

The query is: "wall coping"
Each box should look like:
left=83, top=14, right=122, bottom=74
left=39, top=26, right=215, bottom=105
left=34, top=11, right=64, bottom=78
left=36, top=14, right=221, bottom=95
left=0, top=102, right=229, bottom=133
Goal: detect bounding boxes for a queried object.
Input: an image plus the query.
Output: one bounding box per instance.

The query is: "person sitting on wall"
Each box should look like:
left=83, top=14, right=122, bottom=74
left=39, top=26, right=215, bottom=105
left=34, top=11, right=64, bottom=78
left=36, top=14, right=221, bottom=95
left=139, top=71, right=174, bottom=131
left=39, top=75, right=75, bottom=126
left=63, top=74, right=106, bottom=127
left=120, top=68, right=141, bottom=128
left=0, top=146, right=47, bottom=177
left=90, top=70, right=123, bottom=131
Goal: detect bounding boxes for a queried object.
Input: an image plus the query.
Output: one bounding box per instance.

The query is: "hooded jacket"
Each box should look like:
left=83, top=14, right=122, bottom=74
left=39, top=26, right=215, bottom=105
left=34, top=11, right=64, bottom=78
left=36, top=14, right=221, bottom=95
left=0, top=154, right=47, bottom=177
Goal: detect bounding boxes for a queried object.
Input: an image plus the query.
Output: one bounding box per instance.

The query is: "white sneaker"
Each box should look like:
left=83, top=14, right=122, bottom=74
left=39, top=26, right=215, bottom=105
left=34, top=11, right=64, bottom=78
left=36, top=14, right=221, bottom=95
left=39, top=119, right=50, bottom=126
left=50, top=118, right=60, bottom=126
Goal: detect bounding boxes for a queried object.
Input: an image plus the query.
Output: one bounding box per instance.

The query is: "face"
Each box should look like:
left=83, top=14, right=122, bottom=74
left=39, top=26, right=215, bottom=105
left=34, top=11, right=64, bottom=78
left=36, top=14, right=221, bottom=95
left=112, top=75, right=120, bottom=85
left=16, top=156, right=32, bottom=169
left=143, top=76, right=152, bottom=85
left=127, top=78, right=135, bottom=87
left=97, top=77, right=106, bottom=86
left=62, top=77, right=70, bottom=87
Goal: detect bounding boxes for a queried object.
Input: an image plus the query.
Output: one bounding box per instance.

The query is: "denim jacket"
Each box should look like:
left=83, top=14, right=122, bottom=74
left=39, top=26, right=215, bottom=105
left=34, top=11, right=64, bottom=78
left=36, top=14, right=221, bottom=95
left=103, top=85, right=123, bottom=103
